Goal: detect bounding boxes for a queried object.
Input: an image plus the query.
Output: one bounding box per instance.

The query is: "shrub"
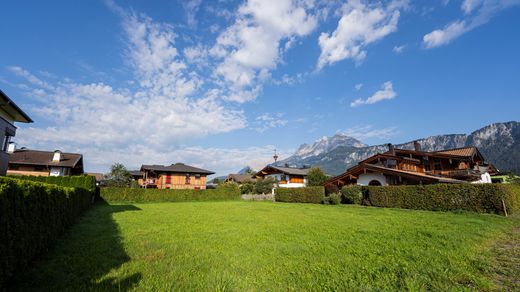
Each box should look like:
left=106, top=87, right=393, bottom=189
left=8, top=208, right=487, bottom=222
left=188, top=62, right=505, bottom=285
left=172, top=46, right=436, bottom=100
left=255, top=177, right=275, bottom=194
left=8, top=174, right=97, bottom=193
left=100, top=183, right=241, bottom=203
left=240, top=181, right=255, bottom=194
left=0, top=177, right=92, bottom=287
left=328, top=193, right=341, bottom=205
left=274, top=186, right=325, bottom=204
left=362, top=183, right=520, bottom=215
left=341, top=185, right=363, bottom=204
left=324, top=182, right=339, bottom=195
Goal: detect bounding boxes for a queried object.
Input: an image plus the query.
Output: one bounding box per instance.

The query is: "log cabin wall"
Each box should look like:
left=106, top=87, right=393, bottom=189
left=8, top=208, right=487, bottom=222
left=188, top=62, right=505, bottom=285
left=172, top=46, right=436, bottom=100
left=156, top=173, right=207, bottom=189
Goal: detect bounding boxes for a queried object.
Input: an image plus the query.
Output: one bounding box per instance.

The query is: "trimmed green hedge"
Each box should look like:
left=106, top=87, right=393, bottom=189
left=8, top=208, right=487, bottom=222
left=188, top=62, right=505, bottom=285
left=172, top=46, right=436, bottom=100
left=100, top=184, right=241, bottom=203
left=8, top=175, right=97, bottom=193
left=274, top=187, right=325, bottom=203
left=340, top=183, right=520, bottom=215
left=0, top=177, right=93, bottom=287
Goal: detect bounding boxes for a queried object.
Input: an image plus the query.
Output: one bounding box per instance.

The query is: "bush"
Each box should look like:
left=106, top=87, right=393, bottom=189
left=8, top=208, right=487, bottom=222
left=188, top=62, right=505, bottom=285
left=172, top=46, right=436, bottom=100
left=255, top=177, right=275, bottom=194
left=274, top=186, right=325, bottom=204
left=327, top=193, right=341, bottom=205
left=240, top=181, right=255, bottom=194
left=341, top=185, right=364, bottom=204
left=362, top=183, right=520, bottom=215
left=100, top=183, right=241, bottom=203
left=0, top=177, right=93, bottom=287
left=324, top=182, right=339, bottom=195
left=8, top=175, right=97, bottom=193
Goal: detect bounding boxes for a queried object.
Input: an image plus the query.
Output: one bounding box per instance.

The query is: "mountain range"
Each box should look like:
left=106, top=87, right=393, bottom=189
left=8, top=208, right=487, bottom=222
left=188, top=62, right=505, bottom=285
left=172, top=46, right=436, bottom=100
left=278, top=121, right=520, bottom=176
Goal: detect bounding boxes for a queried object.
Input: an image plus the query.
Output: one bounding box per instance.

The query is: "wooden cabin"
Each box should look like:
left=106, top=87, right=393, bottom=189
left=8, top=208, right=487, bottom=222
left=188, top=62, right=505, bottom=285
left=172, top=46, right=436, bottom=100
left=140, top=163, right=214, bottom=189
left=256, top=165, right=310, bottom=188
left=326, top=142, right=498, bottom=187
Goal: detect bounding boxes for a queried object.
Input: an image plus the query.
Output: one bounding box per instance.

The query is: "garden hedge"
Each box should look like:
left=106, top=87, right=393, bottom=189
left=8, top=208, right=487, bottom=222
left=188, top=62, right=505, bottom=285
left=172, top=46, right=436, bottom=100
left=100, top=184, right=241, bottom=203
left=274, top=186, right=325, bottom=203
left=8, top=175, right=97, bottom=193
left=340, top=183, right=520, bottom=215
left=0, top=177, right=93, bottom=287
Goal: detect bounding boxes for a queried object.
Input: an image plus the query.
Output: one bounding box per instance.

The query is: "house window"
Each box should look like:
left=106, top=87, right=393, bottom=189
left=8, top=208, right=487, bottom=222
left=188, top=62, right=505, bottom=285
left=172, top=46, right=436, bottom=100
left=280, top=174, right=287, bottom=182
left=195, top=174, right=201, bottom=180
left=386, top=159, right=397, bottom=168
left=434, top=158, right=442, bottom=171
left=423, top=158, right=431, bottom=171
left=185, top=174, right=191, bottom=184
left=34, top=166, right=45, bottom=171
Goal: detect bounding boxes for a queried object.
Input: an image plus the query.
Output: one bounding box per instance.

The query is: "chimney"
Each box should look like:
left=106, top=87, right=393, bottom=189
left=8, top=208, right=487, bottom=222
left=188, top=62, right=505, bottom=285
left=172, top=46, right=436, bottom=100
left=7, top=142, right=16, bottom=153
left=414, top=141, right=421, bottom=152
left=52, top=150, right=62, bottom=162
left=387, top=143, right=395, bottom=155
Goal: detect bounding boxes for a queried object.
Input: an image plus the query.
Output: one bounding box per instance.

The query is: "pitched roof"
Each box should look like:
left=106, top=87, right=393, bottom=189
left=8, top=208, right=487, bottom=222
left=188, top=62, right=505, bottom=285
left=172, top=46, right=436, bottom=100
left=226, top=174, right=256, bottom=183
left=257, top=165, right=311, bottom=176
left=364, top=164, right=467, bottom=184
left=0, top=89, right=33, bottom=123
left=434, top=147, right=477, bottom=157
left=140, top=163, right=215, bottom=175
left=129, top=170, right=144, bottom=177
left=9, top=149, right=83, bottom=168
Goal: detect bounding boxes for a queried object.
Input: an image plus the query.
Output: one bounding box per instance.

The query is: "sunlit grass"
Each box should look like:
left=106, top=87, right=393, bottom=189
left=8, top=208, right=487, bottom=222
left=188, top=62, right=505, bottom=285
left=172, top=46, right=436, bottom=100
left=13, top=201, right=518, bottom=290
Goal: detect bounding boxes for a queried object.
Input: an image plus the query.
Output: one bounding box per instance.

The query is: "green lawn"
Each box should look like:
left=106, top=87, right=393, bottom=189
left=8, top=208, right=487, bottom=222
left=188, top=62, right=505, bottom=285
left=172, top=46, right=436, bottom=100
left=12, top=201, right=520, bottom=291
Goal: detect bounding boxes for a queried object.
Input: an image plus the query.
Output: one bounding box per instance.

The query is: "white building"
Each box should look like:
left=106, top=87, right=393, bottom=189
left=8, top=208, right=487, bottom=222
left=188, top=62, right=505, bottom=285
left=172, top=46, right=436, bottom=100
left=256, top=165, right=310, bottom=188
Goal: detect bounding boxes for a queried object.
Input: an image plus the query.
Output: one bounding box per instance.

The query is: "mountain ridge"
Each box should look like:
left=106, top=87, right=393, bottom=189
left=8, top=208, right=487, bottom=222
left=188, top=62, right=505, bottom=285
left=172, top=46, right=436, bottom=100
left=279, top=121, right=520, bottom=176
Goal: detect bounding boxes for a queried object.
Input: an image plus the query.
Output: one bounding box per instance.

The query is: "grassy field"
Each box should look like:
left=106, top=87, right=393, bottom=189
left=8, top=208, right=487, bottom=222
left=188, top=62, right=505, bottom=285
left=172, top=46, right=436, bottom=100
left=11, top=201, right=520, bottom=291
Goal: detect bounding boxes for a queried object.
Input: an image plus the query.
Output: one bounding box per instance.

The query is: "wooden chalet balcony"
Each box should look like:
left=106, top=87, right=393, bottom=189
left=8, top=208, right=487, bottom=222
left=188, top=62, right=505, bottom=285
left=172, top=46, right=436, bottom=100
left=445, top=169, right=481, bottom=179
left=426, top=169, right=481, bottom=179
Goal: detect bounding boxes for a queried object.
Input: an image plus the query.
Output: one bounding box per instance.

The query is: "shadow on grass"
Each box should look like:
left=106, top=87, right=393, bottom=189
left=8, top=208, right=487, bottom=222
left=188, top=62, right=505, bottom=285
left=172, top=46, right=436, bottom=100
left=10, top=200, right=142, bottom=291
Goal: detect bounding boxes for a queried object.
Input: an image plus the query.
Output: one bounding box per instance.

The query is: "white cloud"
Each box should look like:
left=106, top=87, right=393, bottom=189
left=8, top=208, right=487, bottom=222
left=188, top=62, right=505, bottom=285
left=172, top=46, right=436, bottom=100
left=350, top=81, right=396, bottom=107
left=183, top=0, right=202, bottom=27
left=211, top=0, right=318, bottom=102
left=317, top=0, right=408, bottom=69
left=424, top=0, right=520, bottom=48
left=354, top=83, right=363, bottom=90
left=253, top=113, right=288, bottom=133
left=339, top=125, right=398, bottom=140
left=9, top=11, right=251, bottom=173
left=392, top=44, right=407, bottom=54
left=423, top=20, right=468, bottom=48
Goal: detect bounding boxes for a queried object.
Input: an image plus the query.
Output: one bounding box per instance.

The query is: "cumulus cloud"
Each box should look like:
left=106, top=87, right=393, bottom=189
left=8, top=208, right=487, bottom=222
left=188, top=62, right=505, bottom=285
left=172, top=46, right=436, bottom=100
left=317, top=0, right=408, bottom=69
left=392, top=44, right=407, bottom=54
left=424, top=0, right=520, bottom=48
left=211, top=0, right=318, bottom=102
left=350, top=81, right=396, bottom=107
left=8, top=11, right=253, bottom=173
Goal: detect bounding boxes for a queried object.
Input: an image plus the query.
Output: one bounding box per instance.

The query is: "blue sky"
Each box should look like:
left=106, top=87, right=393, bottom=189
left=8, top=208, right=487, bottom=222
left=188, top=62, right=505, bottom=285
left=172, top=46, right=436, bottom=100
left=1, top=0, right=519, bottom=176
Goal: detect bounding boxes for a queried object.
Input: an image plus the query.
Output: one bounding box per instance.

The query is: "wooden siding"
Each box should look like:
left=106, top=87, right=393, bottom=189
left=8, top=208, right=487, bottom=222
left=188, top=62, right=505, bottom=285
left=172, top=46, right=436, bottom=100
left=7, top=169, right=49, bottom=176
left=140, top=172, right=208, bottom=189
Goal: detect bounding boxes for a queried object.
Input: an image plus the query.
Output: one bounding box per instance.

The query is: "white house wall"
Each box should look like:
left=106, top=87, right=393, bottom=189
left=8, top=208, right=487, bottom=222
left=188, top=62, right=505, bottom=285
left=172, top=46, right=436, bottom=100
left=357, top=173, right=387, bottom=186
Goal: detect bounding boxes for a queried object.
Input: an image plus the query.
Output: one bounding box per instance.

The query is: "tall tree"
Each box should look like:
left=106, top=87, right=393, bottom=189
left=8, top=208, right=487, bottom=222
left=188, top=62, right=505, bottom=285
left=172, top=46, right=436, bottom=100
left=104, top=163, right=132, bottom=187
left=307, top=167, right=328, bottom=186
